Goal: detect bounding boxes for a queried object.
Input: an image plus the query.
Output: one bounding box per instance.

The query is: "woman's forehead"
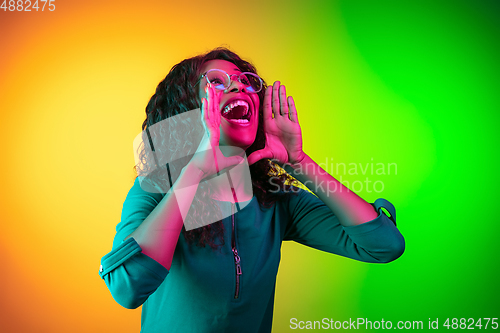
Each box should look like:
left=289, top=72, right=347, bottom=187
left=201, top=59, right=241, bottom=73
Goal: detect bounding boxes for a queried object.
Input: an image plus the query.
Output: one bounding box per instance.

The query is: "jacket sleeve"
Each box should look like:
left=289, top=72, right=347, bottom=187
left=283, top=189, right=405, bottom=263
left=99, top=178, right=169, bottom=309
left=99, top=238, right=168, bottom=309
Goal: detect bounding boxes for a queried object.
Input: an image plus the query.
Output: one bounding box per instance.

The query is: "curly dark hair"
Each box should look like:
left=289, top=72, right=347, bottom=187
left=134, top=47, right=297, bottom=249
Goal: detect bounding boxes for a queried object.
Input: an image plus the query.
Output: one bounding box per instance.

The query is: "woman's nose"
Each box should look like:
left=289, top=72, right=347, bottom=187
left=226, top=75, right=246, bottom=93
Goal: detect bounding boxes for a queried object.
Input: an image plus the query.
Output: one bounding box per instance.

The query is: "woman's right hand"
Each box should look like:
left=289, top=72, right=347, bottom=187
left=188, top=83, right=244, bottom=179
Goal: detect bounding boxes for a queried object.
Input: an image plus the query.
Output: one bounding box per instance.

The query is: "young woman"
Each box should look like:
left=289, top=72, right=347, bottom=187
left=99, top=48, right=405, bottom=333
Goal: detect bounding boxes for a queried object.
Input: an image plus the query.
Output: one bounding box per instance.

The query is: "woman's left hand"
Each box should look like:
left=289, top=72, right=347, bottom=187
left=247, top=81, right=305, bottom=166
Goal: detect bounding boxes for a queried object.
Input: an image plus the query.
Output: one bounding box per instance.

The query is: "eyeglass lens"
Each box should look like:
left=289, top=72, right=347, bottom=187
left=206, top=70, right=261, bottom=93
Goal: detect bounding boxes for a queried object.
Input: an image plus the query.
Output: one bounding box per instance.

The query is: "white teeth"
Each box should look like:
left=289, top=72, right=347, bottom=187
left=223, top=100, right=249, bottom=115
left=227, top=119, right=249, bottom=123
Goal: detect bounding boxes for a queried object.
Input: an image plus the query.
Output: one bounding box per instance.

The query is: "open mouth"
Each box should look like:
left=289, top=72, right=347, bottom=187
left=222, top=100, right=251, bottom=124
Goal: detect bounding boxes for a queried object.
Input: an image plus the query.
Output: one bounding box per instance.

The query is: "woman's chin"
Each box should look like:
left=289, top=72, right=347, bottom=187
left=219, top=139, right=253, bottom=151
left=219, top=127, right=257, bottom=151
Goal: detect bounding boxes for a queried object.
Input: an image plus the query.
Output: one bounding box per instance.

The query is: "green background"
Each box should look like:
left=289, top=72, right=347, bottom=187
left=275, top=0, right=499, bottom=330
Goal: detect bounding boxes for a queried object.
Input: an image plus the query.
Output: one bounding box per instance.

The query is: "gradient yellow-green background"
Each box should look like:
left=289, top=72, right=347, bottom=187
left=1, top=0, right=498, bottom=332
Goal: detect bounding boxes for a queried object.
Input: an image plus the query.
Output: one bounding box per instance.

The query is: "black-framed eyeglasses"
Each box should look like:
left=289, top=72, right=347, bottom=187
left=199, top=69, right=263, bottom=93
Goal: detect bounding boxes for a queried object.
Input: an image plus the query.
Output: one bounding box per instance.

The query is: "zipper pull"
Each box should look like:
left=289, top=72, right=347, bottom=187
left=233, top=249, right=242, bottom=275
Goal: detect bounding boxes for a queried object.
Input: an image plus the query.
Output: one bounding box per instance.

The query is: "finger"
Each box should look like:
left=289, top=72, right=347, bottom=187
left=207, top=83, right=214, bottom=121
left=200, top=99, right=215, bottom=147
left=272, top=81, right=280, bottom=119
left=196, top=111, right=212, bottom=158
left=213, top=86, right=222, bottom=126
left=279, top=85, right=289, bottom=118
left=247, top=148, right=273, bottom=166
left=263, top=86, right=273, bottom=121
left=201, top=98, right=209, bottom=125
left=288, top=96, right=298, bottom=123
left=203, top=85, right=221, bottom=145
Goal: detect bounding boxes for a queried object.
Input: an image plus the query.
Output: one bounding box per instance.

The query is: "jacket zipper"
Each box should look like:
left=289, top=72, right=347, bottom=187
left=231, top=202, right=242, bottom=299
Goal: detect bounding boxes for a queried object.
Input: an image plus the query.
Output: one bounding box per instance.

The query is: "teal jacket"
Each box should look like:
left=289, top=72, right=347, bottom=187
left=99, top=177, right=404, bottom=333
